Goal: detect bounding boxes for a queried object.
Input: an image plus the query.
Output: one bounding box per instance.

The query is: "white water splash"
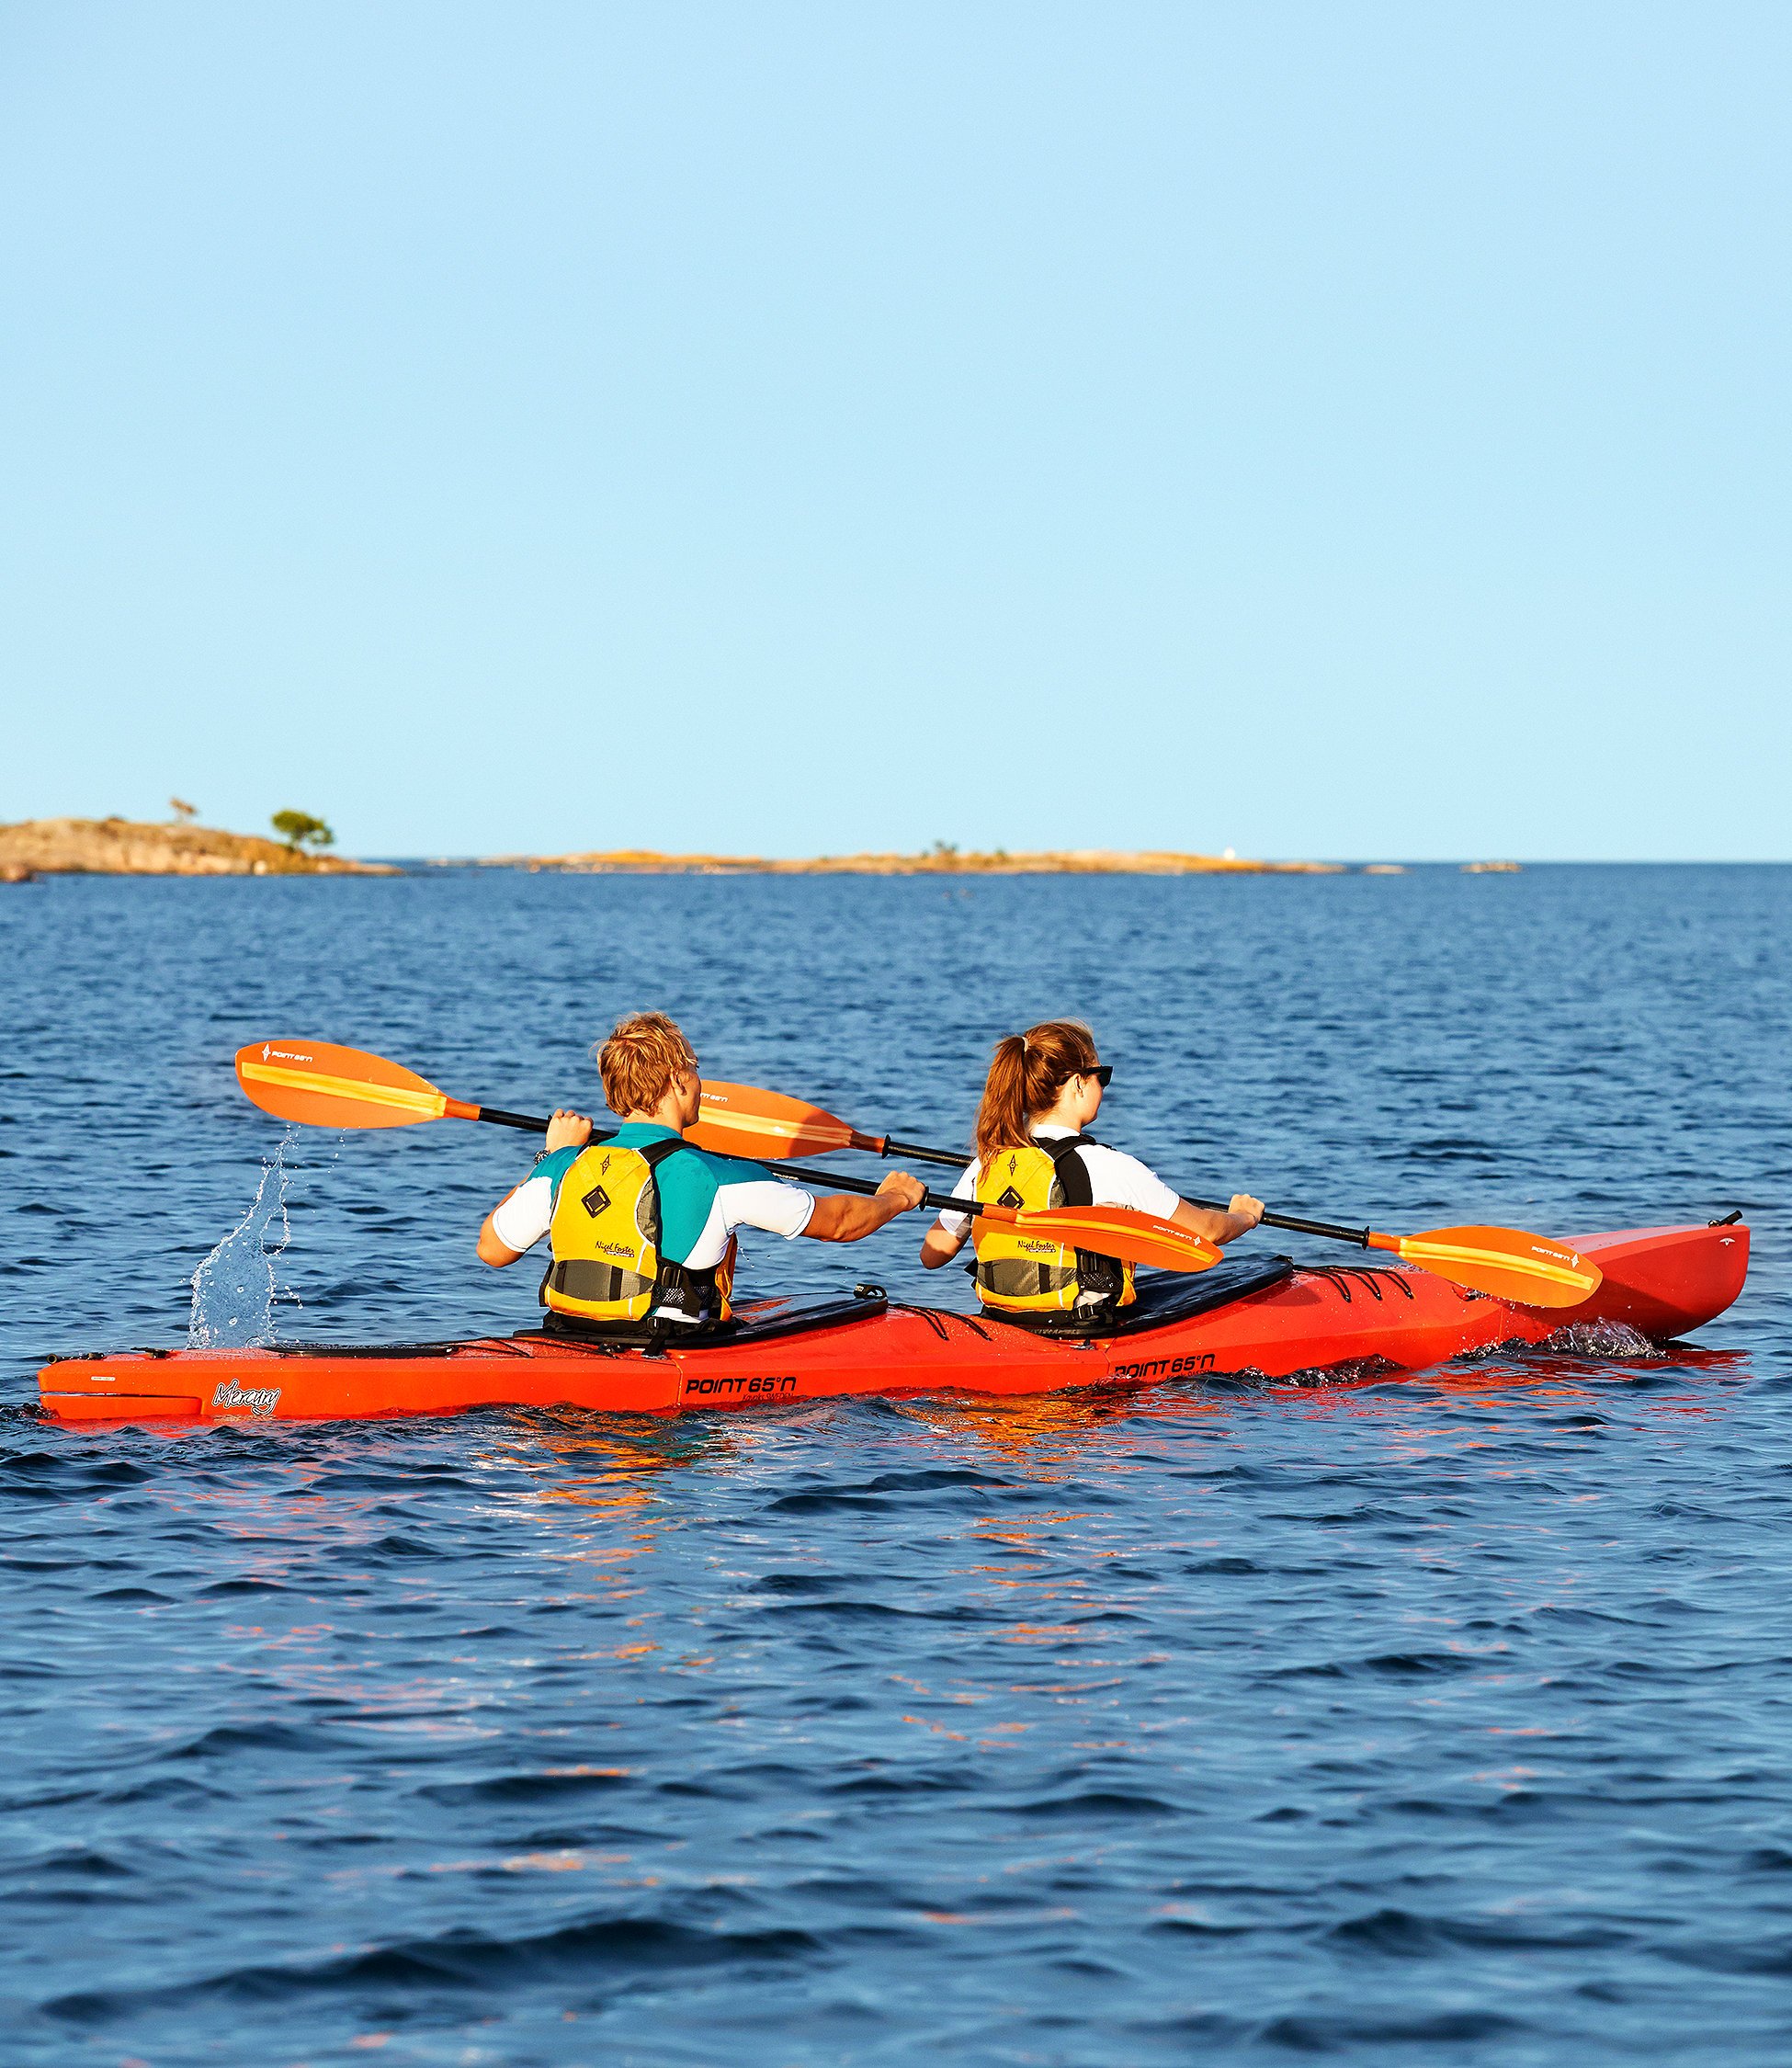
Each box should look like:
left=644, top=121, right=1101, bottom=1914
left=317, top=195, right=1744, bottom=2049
left=187, top=1130, right=299, bottom=1347
left=1540, top=1317, right=1658, bottom=1359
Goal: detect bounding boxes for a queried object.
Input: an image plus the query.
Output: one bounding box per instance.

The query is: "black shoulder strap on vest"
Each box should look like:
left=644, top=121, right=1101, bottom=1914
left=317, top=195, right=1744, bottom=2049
left=1041, top=1134, right=1095, bottom=1209
left=633, top=1135, right=690, bottom=1256
left=635, top=1137, right=727, bottom=1321
left=1041, top=1134, right=1126, bottom=1302
left=637, top=1136, right=690, bottom=1173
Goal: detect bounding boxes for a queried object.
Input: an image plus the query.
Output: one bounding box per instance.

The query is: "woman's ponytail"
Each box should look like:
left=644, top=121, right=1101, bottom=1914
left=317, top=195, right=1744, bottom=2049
left=973, top=1035, right=1032, bottom=1166
left=972, top=1019, right=1100, bottom=1167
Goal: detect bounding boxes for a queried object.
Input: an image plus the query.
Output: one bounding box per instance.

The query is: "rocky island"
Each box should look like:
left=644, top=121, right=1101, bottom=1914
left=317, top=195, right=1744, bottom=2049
left=482, top=846, right=1342, bottom=876
left=0, top=817, right=397, bottom=881
left=3, top=822, right=1438, bottom=881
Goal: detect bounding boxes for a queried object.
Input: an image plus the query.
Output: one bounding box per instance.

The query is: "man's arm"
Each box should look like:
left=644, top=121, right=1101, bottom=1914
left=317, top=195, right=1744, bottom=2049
left=801, top=1172, right=926, bottom=1242
left=477, top=1109, right=592, bottom=1267
left=476, top=1210, right=527, bottom=1267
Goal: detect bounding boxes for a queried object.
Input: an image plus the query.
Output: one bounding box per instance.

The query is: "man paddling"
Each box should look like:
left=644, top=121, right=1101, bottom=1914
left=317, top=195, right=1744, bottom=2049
left=478, top=1012, right=925, bottom=1328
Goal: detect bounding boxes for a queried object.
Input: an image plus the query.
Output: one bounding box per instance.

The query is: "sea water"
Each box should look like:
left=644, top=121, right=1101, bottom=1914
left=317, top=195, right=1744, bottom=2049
left=2, top=864, right=1788, bottom=2065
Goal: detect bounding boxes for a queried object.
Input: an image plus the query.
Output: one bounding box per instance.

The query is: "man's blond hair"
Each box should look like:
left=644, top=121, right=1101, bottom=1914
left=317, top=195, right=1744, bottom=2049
left=595, top=1012, right=697, bottom=1117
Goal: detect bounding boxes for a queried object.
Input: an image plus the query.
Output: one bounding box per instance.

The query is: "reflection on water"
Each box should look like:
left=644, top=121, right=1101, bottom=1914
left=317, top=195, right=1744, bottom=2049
left=500, top=1409, right=744, bottom=1484
left=891, top=1381, right=1227, bottom=1472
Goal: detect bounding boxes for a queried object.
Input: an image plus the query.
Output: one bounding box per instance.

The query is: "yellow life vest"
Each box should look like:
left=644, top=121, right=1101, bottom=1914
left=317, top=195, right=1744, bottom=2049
left=972, top=1136, right=1136, bottom=1318
left=540, top=1139, right=734, bottom=1327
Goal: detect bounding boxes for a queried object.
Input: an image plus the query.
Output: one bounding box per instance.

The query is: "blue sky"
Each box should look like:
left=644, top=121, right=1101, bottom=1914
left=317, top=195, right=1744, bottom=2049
left=3, top=4, right=1786, bottom=860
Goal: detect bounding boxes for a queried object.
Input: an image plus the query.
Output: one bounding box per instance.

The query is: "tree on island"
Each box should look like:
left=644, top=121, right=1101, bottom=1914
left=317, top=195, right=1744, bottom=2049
left=271, top=810, right=335, bottom=854
left=169, top=797, right=198, bottom=823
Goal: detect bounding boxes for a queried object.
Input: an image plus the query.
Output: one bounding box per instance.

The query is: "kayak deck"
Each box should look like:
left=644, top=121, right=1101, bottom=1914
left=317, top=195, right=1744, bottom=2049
left=36, top=1223, right=1750, bottom=1426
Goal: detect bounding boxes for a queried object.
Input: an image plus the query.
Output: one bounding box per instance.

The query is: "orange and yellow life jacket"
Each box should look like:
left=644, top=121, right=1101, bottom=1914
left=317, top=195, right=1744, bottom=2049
left=541, top=1138, right=734, bottom=1327
left=972, top=1134, right=1135, bottom=1319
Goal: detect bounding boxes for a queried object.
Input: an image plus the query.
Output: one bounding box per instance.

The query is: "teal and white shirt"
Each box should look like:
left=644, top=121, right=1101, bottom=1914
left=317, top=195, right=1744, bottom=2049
left=491, top=1121, right=816, bottom=1267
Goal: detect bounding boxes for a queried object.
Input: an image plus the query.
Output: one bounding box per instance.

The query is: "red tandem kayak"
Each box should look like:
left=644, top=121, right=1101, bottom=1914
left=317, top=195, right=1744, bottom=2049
left=35, top=1221, right=1748, bottom=1426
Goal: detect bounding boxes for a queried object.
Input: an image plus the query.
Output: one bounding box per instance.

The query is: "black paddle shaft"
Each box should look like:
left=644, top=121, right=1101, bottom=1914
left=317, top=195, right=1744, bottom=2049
left=474, top=1105, right=561, bottom=1133
left=867, top=1129, right=1372, bottom=1247
left=878, top=1134, right=972, bottom=1169
left=477, top=1098, right=971, bottom=1173
left=473, top=1103, right=1364, bottom=1243
left=1185, top=1197, right=1371, bottom=1247
left=759, top=1156, right=970, bottom=1220
left=468, top=1104, right=970, bottom=1216
left=472, top=1102, right=1265, bottom=1234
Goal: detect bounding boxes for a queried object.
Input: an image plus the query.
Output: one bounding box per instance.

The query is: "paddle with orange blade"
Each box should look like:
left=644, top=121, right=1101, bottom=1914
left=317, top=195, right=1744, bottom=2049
left=685, top=1077, right=1601, bottom=1310
left=235, top=1039, right=569, bottom=1136
left=1146, top=1200, right=1597, bottom=1309
left=687, top=1080, right=966, bottom=1166
left=233, top=1042, right=1222, bottom=1277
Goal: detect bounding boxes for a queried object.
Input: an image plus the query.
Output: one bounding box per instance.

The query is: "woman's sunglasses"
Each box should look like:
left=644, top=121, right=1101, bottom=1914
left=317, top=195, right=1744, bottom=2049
left=1081, top=1064, right=1114, bottom=1087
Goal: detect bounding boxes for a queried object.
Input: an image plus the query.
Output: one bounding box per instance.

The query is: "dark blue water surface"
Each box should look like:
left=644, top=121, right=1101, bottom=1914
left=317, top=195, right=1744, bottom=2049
left=3, top=864, right=1789, bottom=2066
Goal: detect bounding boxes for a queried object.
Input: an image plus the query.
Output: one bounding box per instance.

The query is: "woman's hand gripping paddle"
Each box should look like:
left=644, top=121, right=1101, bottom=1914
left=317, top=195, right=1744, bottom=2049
left=233, top=1043, right=1223, bottom=1278
left=685, top=1077, right=1600, bottom=1310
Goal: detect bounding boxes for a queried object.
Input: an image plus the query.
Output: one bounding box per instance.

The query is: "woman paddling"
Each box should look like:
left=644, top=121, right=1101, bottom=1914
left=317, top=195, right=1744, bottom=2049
left=919, top=1019, right=1265, bottom=1324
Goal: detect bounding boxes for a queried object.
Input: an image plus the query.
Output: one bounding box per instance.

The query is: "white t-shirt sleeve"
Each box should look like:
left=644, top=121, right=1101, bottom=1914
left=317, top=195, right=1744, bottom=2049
left=934, top=1163, right=980, bottom=1239
left=490, top=1172, right=555, bottom=1253
left=719, top=1178, right=816, bottom=1240
left=1074, top=1143, right=1180, bottom=1221
left=681, top=1177, right=816, bottom=1270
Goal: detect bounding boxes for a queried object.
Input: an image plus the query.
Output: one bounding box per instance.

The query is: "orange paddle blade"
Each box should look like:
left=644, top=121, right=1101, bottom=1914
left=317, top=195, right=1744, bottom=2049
left=996, top=1204, right=1222, bottom=1277
left=234, top=1040, right=462, bottom=1131
left=1383, top=1224, right=1602, bottom=1308
left=686, top=1080, right=863, bottom=1161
